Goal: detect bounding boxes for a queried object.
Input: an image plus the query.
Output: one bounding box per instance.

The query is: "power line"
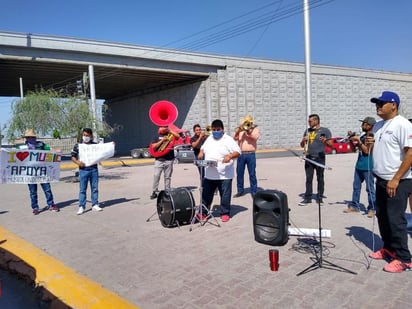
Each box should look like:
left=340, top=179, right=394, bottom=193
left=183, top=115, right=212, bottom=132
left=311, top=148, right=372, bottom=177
left=168, top=0, right=335, bottom=52
left=19, top=0, right=338, bottom=94
left=86, top=0, right=336, bottom=82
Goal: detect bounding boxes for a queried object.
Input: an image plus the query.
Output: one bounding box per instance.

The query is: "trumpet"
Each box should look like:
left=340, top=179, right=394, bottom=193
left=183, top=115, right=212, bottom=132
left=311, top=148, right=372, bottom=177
left=240, top=120, right=257, bottom=131
left=204, top=125, right=212, bottom=136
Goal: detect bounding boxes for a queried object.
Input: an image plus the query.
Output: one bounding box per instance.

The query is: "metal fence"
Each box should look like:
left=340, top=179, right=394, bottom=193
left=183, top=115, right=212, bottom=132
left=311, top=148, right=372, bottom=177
left=40, top=137, right=78, bottom=155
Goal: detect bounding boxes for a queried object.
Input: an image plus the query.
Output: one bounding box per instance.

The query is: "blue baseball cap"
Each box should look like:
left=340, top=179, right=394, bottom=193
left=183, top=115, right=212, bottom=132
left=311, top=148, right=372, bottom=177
left=370, top=91, right=400, bottom=106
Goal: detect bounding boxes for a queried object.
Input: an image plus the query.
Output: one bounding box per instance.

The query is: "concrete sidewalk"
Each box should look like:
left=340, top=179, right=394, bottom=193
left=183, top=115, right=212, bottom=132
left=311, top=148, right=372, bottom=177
left=1, top=153, right=412, bottom=308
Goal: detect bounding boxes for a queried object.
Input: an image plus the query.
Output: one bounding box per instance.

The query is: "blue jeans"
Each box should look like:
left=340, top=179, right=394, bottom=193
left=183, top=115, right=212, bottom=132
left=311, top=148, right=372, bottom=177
left=202, top=178, right=232, bottom=215
left=28, top=183, right=54, bottom=210
left=236, top=153, right=257, bottom=195
left=79, top=168, right=99, bottom=207
left=351, top=169, right=375, bottom=210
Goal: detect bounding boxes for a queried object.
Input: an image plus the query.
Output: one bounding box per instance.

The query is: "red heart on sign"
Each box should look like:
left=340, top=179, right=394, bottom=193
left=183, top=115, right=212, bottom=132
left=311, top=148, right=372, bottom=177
left=16, top=152, right=30, bottom=161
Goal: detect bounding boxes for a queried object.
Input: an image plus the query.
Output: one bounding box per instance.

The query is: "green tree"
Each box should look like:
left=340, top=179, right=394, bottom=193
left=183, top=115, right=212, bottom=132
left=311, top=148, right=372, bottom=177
left=0, top=123, right=6, bottom=145
left=6, top=88, right=117, bottom=142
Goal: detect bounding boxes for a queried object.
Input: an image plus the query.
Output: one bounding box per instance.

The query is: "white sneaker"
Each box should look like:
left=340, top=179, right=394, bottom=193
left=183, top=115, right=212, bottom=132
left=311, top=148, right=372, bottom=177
left=77, top=207, right=84, bottom=215
left=92, top=204, right=102, bottom=211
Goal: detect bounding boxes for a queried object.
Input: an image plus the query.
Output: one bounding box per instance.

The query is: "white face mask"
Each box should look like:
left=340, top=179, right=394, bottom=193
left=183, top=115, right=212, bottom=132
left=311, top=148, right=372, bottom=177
left=82, top=136, right=91, bottom=143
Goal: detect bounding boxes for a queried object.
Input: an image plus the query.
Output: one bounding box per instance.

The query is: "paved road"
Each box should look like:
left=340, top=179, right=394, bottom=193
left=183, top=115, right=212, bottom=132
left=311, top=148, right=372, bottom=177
left=1, top=153, right=412, bottom=308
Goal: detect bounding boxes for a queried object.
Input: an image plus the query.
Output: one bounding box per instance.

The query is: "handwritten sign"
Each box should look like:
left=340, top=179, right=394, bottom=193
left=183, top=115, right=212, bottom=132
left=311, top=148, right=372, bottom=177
left=0, top=148, right=61, bottom=184
left=79, top=142, right=115, bottom=167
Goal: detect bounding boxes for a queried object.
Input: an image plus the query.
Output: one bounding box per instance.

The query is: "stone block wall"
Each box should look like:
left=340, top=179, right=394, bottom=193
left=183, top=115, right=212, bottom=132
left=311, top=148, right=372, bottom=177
left=107, top=59, right=412, bottom=155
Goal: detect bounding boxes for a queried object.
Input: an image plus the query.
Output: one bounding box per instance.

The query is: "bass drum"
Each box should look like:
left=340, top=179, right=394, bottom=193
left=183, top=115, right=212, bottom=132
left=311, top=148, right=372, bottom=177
left=157, top=188, right=195, bottom=228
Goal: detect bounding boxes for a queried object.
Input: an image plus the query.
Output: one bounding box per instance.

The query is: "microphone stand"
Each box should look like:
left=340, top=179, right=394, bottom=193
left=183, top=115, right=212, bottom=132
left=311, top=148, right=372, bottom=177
left=296, top=157, right=356, bottom=276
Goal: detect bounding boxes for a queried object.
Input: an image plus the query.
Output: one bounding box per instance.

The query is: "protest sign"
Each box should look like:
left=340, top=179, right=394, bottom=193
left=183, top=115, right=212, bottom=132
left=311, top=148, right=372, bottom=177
left=79, top=142, right=115, bottom=167
left=0, top=148, right=61, bottom=184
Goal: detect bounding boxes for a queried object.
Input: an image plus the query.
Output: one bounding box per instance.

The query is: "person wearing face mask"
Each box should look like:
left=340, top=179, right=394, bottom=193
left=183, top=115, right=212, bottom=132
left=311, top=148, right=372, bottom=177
left=197, top=119, right=241, bottom=222
left=71, top=128, right=102, bottom=215
left=18, top=129, right=59, bottom=215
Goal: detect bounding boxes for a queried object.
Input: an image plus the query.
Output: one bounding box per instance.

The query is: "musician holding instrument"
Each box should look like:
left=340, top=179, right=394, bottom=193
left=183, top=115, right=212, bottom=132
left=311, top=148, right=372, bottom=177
left=150, top=125, right=180, bottom=200
left=299, top=114, right=333, bottom=206
left=198, top=119, right=241, bottom=222
left=233, top=114, right=260, bottom=198
left=191, top=124, right=208, bottom=176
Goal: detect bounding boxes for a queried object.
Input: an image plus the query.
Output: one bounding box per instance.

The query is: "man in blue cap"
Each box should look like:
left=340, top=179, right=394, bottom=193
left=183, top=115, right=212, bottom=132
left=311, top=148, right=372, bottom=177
left=368, top=91, right=412, bottom=273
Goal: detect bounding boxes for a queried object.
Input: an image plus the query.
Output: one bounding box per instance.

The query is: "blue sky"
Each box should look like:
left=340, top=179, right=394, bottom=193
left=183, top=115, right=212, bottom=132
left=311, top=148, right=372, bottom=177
left=0, top=0, right=411, bottom=127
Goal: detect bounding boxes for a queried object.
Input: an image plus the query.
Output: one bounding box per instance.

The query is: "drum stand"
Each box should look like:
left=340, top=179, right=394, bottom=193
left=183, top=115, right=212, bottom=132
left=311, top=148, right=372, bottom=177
left=190, top=161, right=221, bottom=232
left=146, top=210, right=158, bottom=222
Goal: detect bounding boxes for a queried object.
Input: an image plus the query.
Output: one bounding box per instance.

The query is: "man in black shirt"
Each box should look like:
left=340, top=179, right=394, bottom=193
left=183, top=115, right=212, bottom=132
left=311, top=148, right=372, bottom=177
left=190, top=124, right=208, bottom=176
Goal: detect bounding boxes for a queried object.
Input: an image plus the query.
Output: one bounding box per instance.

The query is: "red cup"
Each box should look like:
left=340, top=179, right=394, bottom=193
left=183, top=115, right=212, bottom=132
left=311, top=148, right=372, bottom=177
left=269, top=249, right=279, bottom=271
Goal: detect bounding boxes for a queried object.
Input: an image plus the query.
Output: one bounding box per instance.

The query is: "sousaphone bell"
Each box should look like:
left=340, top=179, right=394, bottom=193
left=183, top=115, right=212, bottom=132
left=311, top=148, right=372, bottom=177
left=149, top=100, right=179, bottom=157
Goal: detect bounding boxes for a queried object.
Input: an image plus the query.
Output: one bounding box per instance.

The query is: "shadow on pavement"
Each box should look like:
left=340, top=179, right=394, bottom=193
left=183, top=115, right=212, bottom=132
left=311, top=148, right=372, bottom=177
left=0, top=245, right=69, bottom=308
left=345, top=226, right=382, bottom=251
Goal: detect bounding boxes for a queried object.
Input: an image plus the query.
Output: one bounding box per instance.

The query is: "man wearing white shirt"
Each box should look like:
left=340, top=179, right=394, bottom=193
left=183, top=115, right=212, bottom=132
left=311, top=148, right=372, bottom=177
left=368, top=91, right=412, bottom=273
left=198, top=119, right=241, bottom=222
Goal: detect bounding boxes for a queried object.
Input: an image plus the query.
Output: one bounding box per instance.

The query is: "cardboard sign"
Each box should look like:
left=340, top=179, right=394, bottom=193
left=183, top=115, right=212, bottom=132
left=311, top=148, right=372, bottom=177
left=0, top=148, right=61, bottom=184
left=79, top=142, right=115, bottom=167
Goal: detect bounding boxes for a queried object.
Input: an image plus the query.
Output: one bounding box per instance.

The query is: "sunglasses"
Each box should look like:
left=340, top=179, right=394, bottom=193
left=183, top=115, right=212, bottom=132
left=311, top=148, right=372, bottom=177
left=375, top=101, right=392, bottom=108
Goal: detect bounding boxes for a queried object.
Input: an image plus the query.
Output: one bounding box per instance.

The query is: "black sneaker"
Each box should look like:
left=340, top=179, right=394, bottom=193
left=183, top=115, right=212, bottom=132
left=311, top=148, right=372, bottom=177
left=317, top=198, right=324, bottom=206
left=150, top=192, right=158, bottom=200
left=298, top=199, right=311, bottom=206
left=233, top=192, right=244, bottom=198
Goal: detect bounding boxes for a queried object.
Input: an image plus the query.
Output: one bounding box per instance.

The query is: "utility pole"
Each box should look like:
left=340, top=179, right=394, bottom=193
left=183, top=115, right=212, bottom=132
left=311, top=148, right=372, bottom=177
left=303, top=0, right=312, bottom=119
left=19, top=77, right=24, bottom=100
left=88, top=65, right=98, bottom=141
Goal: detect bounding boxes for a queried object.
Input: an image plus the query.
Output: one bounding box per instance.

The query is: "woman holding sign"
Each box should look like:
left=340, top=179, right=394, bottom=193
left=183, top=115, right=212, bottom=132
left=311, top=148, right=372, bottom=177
left=71, top=128, right=103, bottom=215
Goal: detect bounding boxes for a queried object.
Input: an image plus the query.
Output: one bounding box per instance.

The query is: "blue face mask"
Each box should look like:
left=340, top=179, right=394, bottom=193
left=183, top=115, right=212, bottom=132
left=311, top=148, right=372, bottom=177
left=212, top=130, right=224, bottom=139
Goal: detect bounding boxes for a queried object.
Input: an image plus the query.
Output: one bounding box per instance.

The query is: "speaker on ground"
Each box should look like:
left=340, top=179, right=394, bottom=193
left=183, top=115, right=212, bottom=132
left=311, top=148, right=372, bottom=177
left=253, top=189, right=289, bottom=246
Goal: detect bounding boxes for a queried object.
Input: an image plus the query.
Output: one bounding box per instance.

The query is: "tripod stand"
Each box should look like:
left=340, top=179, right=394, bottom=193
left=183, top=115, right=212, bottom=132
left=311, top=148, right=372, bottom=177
left=296, top=158, right=356, bottom=276
left=189, top=160, right=221, bottom=232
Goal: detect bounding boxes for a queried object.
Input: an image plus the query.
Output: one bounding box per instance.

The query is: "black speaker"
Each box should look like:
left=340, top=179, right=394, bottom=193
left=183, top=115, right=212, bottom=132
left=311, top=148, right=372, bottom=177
left=253, top=190, right=289, bottom=246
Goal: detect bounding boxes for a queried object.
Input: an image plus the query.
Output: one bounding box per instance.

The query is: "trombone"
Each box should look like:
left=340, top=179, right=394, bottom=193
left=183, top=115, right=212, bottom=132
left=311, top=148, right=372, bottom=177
left=238, top=120, right=257, bottom=132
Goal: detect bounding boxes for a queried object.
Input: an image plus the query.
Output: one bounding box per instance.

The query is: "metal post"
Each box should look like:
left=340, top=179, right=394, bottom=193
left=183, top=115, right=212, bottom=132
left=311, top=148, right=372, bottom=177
left=19, top=77, right=24, bottom=100
left=205, top=77, right=212, bottom=125
left=303, top=0, right=312, bottom=118
left=88, top=65, right=98, bottom=140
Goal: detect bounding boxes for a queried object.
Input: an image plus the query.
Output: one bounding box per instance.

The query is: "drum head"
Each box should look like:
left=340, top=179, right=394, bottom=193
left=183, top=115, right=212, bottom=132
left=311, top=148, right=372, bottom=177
left=157, top=188, right=195, bottom=228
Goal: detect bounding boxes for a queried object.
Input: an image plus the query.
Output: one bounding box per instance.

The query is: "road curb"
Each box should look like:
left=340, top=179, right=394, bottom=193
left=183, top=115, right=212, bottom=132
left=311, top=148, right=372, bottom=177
left=59, top=148, right=300, bottom=170
left=0, top=226, right=138, bottom=308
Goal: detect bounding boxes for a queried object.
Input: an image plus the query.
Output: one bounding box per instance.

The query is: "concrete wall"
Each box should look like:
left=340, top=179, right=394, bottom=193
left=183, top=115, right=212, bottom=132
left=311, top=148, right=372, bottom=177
left=106, top=82, right=207, bottom=154
left=107, top=59, right=412, bottom=156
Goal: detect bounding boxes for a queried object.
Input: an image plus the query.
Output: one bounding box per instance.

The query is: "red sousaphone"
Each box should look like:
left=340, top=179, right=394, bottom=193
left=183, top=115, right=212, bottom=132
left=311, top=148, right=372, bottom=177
left=149, top=100, right=179, bottom=157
